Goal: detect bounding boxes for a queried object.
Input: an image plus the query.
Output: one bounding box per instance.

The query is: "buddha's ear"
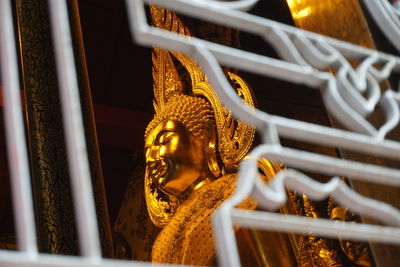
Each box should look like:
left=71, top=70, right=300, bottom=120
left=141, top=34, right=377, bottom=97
left=203, top=123, right=221, bottom=178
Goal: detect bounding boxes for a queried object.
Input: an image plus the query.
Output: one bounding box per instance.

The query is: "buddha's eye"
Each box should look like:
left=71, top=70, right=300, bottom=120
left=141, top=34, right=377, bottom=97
left=158, top=131, right=176, bottom=145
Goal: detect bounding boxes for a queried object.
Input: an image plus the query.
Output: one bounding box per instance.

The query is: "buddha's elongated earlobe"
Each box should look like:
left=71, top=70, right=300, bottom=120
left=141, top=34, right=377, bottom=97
left=204, top=124, right=221, bottom=178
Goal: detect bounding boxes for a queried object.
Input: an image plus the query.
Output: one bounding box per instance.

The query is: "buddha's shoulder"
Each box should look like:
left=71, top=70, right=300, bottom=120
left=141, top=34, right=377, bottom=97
left=174, top=173, right=256, bottom=220
left=190, top=173, right=238, bottom=204
left=152, top=173, right=257, bottom=264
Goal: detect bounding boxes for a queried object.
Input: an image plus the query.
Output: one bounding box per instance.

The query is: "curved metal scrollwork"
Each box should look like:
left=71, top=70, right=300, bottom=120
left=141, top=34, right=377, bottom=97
left=364, top=0, right=400, bottom=52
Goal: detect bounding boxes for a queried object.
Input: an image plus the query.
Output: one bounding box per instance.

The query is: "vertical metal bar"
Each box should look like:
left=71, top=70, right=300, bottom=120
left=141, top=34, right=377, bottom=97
left=47, top=0, right=101, bottom=259
left=67, top=0, right=114, bottom=257
left=0, top=0, right=38, bottom=254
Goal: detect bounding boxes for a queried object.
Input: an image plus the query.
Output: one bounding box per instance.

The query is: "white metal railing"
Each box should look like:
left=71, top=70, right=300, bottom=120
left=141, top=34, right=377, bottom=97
left=0, top=0, right=399, bottom=266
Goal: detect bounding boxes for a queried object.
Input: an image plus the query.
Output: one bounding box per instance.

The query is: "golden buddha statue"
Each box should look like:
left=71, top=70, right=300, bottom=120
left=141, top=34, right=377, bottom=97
left=144, top=74, right=307, bottom=267
left=144, top=52, right=267, bottom=265
left=114, top=3, right=375, bottom=267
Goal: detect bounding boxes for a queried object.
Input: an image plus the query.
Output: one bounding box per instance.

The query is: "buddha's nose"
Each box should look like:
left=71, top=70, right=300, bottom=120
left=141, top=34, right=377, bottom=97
left=147, top=146, right=161, bottom=161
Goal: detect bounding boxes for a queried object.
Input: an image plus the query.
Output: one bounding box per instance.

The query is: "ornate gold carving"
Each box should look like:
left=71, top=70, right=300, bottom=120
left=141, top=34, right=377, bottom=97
left=284, top=191, right=344, bottom=267
left=329, top=199, right=373, bottom=267
left=301, top=195, right=342, bottom=267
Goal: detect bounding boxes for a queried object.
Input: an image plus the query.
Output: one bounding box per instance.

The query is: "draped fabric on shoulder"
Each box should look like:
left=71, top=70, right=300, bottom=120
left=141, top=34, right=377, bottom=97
left=151, top=174, right=256, bottom=265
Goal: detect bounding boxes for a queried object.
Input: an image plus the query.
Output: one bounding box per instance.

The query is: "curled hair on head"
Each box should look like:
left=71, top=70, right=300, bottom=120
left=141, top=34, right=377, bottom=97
left=145, top=94, right=215, bottom=144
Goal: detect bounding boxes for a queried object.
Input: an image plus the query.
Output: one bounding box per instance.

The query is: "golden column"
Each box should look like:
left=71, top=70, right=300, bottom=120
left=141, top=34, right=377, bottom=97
left=15, top=0, right=113, bottom=256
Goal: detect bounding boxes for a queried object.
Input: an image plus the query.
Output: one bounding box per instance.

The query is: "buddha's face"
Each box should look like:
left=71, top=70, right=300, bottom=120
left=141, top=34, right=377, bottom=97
left=145, top=119, right=207, bottom=199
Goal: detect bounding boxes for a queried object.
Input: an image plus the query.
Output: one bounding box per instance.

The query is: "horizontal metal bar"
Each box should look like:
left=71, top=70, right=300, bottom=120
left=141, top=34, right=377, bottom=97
left=232, top=209, right=400, bottom=244
left=274, top=116, right=400, bottom=160
left=262, top=146, right=400, bottom=186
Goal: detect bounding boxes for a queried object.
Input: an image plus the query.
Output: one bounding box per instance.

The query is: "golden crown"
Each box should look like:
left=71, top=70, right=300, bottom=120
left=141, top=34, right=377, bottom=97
left=148, top=6, right=256, bottom=172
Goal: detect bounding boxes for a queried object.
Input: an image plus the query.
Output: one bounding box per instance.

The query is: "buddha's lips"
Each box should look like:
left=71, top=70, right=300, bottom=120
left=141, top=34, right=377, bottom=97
left=146, top=166, right=173, bottom=203
left=147, top=159, right=170, bottom=187
left=151, top=166, right=168, bottom=183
